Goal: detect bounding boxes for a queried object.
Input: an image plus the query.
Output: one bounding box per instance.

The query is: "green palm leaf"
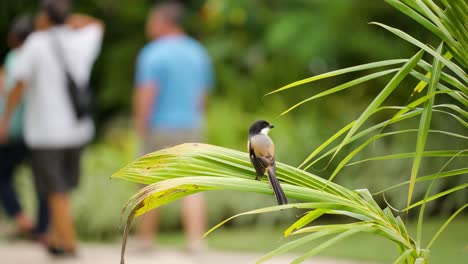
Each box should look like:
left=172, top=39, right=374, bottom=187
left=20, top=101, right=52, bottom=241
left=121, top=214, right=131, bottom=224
left=371, top=22, right=466, bottom=82
left=407, top=43, right=444, bottom=207
left=265, top=59, right=407, bottom=95
left=280, top=68, right=399, bottom=115
left=114, top=143, right=415, bottom=264
left=328, top=50, right=424, bottom=171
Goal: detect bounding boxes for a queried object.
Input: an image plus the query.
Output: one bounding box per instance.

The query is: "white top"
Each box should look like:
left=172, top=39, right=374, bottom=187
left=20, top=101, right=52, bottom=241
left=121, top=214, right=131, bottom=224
left=13, top=25, right=103, bottom=148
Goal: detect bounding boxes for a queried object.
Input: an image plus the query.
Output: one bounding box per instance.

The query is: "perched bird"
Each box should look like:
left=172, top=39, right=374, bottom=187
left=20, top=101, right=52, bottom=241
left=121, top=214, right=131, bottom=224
left=248, top=120, right=288, bottom=205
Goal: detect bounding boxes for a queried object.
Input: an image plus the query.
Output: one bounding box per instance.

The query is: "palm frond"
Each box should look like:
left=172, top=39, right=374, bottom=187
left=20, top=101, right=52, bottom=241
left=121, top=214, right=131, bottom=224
left=408, top=43, right=443, bottom=207
left=114, top=144, right=417, bottom=263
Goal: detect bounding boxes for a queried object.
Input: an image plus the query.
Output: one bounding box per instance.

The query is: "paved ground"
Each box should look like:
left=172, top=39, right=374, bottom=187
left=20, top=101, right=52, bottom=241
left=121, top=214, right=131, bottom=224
left=0, top=241, right=378, bottom=264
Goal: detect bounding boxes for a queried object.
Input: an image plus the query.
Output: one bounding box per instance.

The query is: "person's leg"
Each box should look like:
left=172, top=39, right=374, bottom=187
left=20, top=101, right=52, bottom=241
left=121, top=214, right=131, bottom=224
left=14, top=212, right=34, bottom=232
left=136, top=133, right=162, bottom=246
left=20, top=142, right=49, bottom=240
left=0, top=144, right=33, bottom=232
left=36, top=196, right=49, bottom=240
left=47, top=213, right=61, bottom=249
left=179, top=130, right=207, bottom=250
left=182, top=193, right=206, bottom=251
left=15, top=142, right=38, bottom=234
left=51, top=147, right=82, bottom=252
left=30, top=149, right=58, bottom=247
left=49, top=192, right=76, bottom=251
left=135, top=129, right=206, bottom=250
left=30, top=148, right=76, bottom=253
left=136, top=209, right=161, bottom=244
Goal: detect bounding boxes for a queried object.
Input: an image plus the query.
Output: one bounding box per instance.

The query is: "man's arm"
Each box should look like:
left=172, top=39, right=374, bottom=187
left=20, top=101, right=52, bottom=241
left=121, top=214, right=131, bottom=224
left=133, top=84, right=157, bottom=138
left=0, top=67, right=5, bottom=96
left=0, top=81, right=25, bottom=142
left=199, top=93, right=208, bottom=112
left=200, top=55, right=214, bottom=112
left=66, top=14, right=104, bottom=29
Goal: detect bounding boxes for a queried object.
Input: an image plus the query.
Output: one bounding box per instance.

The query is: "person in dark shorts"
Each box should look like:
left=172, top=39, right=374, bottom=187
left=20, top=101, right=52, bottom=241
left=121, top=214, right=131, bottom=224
left=0, top=14, right=49, bottom=243
left=0, top=0, right=104, bottom=257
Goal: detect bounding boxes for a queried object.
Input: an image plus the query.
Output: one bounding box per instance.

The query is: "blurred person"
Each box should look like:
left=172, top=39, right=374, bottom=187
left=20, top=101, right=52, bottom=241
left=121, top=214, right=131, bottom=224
left=0, top=15, right=49, bottom=243
left=0, top=0, right=104, bottom=257
left=133, top=0, right=214, bottom=252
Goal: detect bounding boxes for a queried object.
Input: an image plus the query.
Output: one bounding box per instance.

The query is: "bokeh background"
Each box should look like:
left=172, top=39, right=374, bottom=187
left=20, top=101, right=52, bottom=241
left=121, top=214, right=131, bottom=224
left=0, top=0, right=466, bottom=263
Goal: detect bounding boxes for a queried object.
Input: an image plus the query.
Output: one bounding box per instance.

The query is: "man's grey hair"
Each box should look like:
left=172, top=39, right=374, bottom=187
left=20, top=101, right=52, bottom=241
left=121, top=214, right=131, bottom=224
left=151, top=0, right=186, bottom=26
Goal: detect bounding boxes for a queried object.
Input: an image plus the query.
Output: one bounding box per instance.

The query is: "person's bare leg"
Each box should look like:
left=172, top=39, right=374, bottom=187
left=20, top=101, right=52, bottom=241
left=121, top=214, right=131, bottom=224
left=48, top=217, right=60, bottom=248
left=137, top=209, right=160, bottom=248
left=182, top=193, right=206, bottom=251
left=15, top=212, right=34, bottom=232
left=49, top=192, right=76, bottom=251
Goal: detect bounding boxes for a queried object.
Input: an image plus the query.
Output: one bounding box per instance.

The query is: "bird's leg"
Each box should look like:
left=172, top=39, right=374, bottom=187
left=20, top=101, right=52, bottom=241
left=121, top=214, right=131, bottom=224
left=255, top=174, right=264, bottom=181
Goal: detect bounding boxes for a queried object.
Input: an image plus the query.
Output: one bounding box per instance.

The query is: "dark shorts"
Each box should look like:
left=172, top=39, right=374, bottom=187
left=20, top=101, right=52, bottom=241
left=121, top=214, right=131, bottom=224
left=0, top=141, right=28, bottom=172
left=30, top=147, right=82, bottom=196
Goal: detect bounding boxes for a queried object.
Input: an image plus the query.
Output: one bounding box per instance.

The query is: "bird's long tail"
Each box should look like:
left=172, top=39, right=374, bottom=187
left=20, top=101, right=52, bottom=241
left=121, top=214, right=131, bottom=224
left=267, top=165, right=288, bottom=205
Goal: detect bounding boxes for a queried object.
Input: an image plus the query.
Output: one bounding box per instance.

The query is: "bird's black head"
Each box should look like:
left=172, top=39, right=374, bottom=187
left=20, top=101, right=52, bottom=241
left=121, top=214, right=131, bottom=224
left=249, top=120, right=274, bottom=135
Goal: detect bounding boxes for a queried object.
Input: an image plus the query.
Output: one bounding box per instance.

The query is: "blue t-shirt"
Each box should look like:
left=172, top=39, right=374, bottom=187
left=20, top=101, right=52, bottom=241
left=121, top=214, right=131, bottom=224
left=135, top=35, right=214, bottom=130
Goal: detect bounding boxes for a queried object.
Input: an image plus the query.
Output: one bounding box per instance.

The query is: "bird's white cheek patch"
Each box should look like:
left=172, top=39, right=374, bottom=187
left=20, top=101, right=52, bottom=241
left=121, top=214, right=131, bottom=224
left=260, top=127, right=270, bottom=135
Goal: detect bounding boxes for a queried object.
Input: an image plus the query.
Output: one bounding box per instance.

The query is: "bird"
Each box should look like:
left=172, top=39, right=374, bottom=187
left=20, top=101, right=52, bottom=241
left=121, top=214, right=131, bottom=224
left=248, top=120, right=288, bottom=205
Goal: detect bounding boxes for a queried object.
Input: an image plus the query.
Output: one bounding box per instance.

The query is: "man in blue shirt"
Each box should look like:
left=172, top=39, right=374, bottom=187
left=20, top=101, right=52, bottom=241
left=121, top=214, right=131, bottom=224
left=133, top=1, right=213, bottom=251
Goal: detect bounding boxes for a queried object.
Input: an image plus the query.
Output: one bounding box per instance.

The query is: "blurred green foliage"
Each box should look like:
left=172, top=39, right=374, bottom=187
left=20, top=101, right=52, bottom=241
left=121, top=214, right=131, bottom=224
left=1, top=0, right=466, bottom=238
left=1, top=0, right=425, bottom=120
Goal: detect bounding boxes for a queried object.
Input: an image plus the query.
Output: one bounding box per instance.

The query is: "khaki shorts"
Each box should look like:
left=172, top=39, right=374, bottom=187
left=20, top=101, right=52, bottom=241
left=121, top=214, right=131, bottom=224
left=140, top=128, right=202, bottom=156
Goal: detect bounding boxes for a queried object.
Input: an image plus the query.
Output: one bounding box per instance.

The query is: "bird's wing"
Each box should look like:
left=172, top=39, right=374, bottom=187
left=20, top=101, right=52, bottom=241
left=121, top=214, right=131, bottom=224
left=258, top=155, right=275, bottom=168
left=249, top=140, right=266, bottom=176
left=251, top=135, right=275, bottom=161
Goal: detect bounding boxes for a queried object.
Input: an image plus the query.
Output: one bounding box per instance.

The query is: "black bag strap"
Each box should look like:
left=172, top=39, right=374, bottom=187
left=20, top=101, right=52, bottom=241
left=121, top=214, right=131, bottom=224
left=49, top=30, right=92, bottom=120
left=49, top=30, right=77, bottom=86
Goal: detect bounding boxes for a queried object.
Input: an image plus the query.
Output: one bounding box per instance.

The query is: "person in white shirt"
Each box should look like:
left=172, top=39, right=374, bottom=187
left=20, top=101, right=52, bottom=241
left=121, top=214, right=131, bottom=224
left=0, top=0, right=104, bottom=257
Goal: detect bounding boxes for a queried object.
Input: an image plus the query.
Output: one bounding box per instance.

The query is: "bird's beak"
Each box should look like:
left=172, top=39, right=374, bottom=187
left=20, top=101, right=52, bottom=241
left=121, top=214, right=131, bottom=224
left=270, top=125, right=275, bottom=129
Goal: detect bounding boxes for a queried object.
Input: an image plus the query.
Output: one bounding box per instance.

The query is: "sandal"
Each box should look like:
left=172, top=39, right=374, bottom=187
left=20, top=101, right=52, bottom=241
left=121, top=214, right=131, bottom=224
left=47, top=246, right=77, bottom=258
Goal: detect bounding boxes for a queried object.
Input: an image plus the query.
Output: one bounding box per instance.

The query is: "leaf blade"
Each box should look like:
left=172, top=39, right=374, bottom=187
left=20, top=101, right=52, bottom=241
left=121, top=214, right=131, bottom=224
left=330, top=50, right=425, bottom=174
left=407, top=43, right=443, bottom=207
left=266, top=59, right=408, bottom=95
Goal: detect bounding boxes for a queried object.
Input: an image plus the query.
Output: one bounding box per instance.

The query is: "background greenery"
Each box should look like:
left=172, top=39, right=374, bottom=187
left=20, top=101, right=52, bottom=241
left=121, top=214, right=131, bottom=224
left=0, top=0, right=466, bottom=262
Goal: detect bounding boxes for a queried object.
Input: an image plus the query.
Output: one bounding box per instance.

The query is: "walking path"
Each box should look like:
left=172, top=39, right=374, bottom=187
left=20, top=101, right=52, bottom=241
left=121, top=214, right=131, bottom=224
left=0, top=241, right=378, bottom=264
